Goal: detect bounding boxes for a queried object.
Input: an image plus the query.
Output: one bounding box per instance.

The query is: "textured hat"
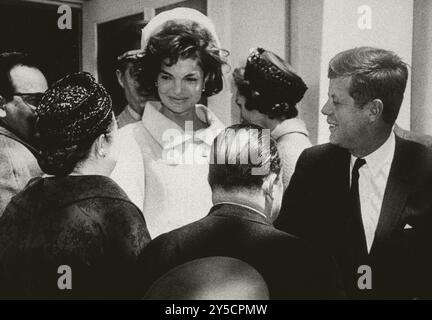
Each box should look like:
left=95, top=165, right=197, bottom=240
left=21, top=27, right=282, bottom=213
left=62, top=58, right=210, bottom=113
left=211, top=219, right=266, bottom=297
left=244, top=47, right=308, bottom=106
left=35, top=72, right=112, bottom=174
left=141, top=7, right=221, bottom=50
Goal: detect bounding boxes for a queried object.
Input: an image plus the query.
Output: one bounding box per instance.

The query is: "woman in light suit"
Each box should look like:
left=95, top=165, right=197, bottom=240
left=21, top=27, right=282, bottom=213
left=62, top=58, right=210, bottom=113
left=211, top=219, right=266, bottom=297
left=112, top=8, right=228, bottom=238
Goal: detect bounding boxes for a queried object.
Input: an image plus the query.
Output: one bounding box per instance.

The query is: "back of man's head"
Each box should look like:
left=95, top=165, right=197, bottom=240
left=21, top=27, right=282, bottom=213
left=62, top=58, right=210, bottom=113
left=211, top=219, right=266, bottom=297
left=0, top=52, right=42, bottom=102
left=144, top=256, right=269, bottom=300
left=208, top=124, right=281, bottom=192
left=328, top=47, right=408, bottom=126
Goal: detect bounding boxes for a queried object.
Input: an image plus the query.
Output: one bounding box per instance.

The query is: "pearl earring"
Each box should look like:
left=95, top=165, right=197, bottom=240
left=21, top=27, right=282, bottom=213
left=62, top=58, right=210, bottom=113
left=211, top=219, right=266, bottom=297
left=99, top=148, right=106, bottom=158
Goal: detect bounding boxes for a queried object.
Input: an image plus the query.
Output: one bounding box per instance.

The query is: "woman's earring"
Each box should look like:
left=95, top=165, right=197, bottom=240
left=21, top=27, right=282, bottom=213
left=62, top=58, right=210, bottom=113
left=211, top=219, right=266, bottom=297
left=0, top=108, right=6, bottom=118
left=98, top=148, right=106, bottom=158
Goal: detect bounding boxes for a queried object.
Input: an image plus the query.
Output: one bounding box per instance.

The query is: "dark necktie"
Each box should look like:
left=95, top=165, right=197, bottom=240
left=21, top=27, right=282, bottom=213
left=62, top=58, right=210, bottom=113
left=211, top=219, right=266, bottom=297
left=350, top=158, right=368, bottom=261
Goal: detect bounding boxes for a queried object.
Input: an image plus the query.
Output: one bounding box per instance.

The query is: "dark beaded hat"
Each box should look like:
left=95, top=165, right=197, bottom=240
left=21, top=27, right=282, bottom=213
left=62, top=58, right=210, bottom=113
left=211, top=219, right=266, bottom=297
left=244, top=47, right=308, bottom=111
left=36, top=72, right=112, bottom=149
left=35, top=72, right=112, bottom=175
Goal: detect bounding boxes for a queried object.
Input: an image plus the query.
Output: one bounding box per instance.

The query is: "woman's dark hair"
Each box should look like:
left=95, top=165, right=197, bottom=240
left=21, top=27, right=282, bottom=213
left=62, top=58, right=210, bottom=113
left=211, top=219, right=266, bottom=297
left=233, top=48, right=307, bottom=120
left=136, top=20, right=228, bottom=98
left=35, top=72, right=114, bottom=176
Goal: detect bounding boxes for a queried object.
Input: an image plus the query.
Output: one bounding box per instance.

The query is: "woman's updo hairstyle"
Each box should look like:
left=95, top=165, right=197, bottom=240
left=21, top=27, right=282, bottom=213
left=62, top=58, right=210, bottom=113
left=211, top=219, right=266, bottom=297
left=136, top=19, right=228, bottom=98
left=35, top=72, right=113, bottom=176
left=233, top=48, right=308, bottom=120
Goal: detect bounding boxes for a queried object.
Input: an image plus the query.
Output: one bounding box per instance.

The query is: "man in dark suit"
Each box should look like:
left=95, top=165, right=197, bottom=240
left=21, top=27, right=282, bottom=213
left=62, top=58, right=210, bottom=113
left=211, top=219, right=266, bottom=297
left=276, top=47, right=432, bottom=299
left=138, top=124, right=345, bottom=299
left=394, top=124, right=432, bottom=148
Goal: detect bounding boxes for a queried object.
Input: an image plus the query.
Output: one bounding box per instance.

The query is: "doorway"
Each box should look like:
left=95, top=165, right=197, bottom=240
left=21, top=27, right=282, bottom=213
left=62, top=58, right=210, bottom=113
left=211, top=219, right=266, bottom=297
left=0, top=0, right=81, bottom=85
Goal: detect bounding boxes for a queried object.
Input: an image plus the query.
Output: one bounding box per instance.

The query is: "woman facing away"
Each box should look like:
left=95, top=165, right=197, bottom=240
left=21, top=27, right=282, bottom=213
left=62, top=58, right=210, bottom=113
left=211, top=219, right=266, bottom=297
left=0, top=72, right=151, bottom=299
left=111, top=8, right=228, bottom=238
left=233, top=48, right=312, bottom=189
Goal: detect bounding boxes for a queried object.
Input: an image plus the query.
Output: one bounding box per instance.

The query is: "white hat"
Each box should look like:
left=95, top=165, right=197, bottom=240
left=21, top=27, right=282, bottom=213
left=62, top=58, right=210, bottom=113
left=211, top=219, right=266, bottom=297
left=141, top=7, right=221, bottom=50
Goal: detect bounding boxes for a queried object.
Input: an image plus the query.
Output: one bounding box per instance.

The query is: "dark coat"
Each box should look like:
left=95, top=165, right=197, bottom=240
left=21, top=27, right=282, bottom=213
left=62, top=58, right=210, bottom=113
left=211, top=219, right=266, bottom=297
left=138, top=203, right=345, bottom=299
left=0, top=175, right=151, bottom=299
left=394, top=125, right=432, bottom=148
left=276, top=137, right=432, bottom=299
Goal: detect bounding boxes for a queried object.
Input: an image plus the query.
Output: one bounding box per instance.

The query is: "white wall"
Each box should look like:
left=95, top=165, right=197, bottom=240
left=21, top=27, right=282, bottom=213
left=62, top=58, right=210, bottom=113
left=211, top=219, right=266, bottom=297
left=82, top=0, right=288, bottom=126
left=412, top=0, right=432, bottom=136
left=208, top=0, right=287, bottom=125
left=318, top=0, right=413, bottom=144
left=290, top=0, right=324, bottom=144
left=291, top=0, right=414, bottom=144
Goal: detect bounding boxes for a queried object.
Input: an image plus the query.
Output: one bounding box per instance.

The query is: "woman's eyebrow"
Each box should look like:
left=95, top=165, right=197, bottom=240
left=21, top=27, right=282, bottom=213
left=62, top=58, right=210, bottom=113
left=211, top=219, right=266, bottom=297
left=160, top=70, right=172, bottom=76
left=184, top=71, right=200, bottom=77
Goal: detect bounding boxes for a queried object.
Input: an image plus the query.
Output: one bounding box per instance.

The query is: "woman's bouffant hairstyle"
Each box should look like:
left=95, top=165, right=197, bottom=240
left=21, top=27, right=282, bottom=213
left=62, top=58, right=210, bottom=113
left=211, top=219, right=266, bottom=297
left=35, top=72, right=114, bottom=176
left=208, top=124, right=281, bottom=191
left=233, top=48, right=307, bottom=120
left=136, top=20, right=228, bottom=97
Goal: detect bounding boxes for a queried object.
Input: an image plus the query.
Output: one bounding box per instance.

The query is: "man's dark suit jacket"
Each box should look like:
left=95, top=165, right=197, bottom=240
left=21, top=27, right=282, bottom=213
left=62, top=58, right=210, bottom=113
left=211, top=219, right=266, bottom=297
left=138, top=203, right=345, bottom=299
left=276, top=136, right=432, bottom=299
left=394, top=125, right=432, bottom=148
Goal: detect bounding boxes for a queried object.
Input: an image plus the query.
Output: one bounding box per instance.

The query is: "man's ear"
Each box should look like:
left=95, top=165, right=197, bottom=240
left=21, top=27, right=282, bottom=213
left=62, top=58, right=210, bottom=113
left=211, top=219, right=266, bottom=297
left=262, top=172, right=278, bottom=200
left=0, top=95, right=7, bottom=118
left=116, top=69, right=125, bottom=88
left=367, top=99, right=384, bottom=123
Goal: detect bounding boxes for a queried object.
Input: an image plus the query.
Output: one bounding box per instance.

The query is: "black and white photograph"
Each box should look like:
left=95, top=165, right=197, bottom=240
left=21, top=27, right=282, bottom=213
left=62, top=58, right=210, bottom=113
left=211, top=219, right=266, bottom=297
left=0, top=0, right=432, bottom=307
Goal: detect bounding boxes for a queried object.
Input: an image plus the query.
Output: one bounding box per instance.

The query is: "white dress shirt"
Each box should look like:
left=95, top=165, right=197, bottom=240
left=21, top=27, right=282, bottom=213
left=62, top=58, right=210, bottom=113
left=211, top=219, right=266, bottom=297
left=350, top=132, right=396, bottom=252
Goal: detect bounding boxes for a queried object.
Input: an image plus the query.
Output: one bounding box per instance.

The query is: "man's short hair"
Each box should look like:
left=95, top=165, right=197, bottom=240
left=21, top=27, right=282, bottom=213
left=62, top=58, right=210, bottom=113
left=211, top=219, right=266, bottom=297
left=328, top=47, right=408, bottom=125
left=208, top=124, right=281, bottom=191
left=0, top=52, right=42, bottom=102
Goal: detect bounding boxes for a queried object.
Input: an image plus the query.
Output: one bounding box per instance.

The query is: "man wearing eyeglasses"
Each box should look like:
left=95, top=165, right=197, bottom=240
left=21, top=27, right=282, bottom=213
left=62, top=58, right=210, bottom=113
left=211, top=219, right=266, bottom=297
left=0, top=52, right=48, bottom=215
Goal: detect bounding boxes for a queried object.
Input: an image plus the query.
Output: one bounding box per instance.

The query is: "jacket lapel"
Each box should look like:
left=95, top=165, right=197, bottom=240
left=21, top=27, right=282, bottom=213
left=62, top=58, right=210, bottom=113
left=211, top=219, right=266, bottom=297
left=370, top=136, right=409, bottom=255
left=332, top=147, right=351, bottom=222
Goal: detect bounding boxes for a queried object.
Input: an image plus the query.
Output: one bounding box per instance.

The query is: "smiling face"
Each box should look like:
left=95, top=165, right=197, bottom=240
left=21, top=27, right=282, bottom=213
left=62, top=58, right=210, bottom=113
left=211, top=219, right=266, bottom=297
left=321, top=77, right=370, bottom=153
left=157, top=57, right=205, bottom=116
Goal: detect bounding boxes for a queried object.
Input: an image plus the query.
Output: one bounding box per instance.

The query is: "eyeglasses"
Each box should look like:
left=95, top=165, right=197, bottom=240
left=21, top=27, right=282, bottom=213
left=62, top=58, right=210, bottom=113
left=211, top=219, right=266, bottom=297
left=13, top=92, right=44, bottom=107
